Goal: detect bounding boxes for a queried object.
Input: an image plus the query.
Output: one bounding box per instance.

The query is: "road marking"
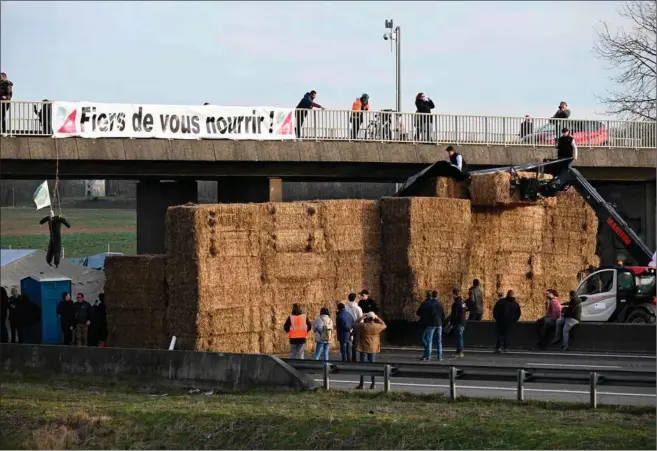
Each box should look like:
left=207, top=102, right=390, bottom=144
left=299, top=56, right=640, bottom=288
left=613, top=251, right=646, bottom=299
left=381, top=347, right=656, bottom=360
left=525, top=363, right=623, bottom=369
left=312, top=379, right=657, bottom=398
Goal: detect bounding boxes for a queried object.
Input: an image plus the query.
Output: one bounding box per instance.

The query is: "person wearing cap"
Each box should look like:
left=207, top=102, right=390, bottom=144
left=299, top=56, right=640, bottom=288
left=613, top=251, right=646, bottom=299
left=556, top=127, right=578, bottom=161
left=353, top=312, right=387, bottom=389
left=414, top=92, right=435, bottom=142
left=351, top=94, right=370, bottom=139
left=295, top=90, right=324, bottom=138
left=358, top=289, right=378, bottom=315
left=445, top=145, right=467, bottom=173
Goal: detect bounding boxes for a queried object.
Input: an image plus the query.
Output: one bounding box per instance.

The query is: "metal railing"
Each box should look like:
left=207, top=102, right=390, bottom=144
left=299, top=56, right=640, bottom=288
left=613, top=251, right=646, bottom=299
left=1, top=100, right=655, bottom=149
left=283, top=359, right=656, bottom=407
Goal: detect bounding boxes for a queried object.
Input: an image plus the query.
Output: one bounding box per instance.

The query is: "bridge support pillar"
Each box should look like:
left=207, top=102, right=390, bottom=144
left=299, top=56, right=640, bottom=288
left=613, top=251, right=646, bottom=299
left=136, top=180, right=198, bottom=255
left=216, top=177, right=282, bottom=203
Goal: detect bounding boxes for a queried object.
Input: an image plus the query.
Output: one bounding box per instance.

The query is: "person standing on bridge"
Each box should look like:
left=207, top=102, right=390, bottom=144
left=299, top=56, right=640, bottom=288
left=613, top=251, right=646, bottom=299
left=552, top=290, right=581, bottom=351
left=295, top=90, right=324, bottom=139
left=284, top=303, right=312, bottom=359
left=551, top=101, right=571, bottom=141
left=556, top=127, right=578, bottom=161
left=414, top=93, right=435, bottom=142
left=351, top=94, right=370, bottom=139
left=445, top=146, right=467, bottom=172
left=0, top=72, right=13, bottom=134
left=354, top=312, right=387, bottom=390
left=493, top=290, right=522, bottom=353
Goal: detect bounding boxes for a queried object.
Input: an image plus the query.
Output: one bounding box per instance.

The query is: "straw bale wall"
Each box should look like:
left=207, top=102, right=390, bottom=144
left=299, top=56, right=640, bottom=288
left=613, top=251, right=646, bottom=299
left=470, top=171, right=555, bottom=206
left=104, top=255, right=168, bottom=349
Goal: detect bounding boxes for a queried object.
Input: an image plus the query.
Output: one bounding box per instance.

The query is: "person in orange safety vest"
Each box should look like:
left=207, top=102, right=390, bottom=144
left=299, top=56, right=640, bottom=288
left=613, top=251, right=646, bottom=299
left=351, top=93, right=370, bottom=139
left=283, top=303, right=312, bottom=359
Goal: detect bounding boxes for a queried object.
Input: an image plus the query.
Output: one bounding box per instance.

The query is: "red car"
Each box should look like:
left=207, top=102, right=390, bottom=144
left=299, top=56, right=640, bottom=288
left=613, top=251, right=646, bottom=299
left=521, top=120, right=609, bottom=146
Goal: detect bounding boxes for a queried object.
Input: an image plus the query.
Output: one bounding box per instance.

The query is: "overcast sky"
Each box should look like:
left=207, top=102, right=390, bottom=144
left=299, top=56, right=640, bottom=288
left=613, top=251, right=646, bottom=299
left=1, top=1, right=633, bottom=119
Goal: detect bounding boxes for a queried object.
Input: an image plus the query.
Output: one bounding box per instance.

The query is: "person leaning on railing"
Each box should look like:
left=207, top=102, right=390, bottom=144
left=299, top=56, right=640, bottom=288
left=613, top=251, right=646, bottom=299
left=351, top=94, right=369, bottom=139
left=0, top=72, right=13, bottom=134
left=295, top=90, right=323, bottom=139
left=550, top=101, right=571, bottom=141
left=414, top=93, right=435, bottom=142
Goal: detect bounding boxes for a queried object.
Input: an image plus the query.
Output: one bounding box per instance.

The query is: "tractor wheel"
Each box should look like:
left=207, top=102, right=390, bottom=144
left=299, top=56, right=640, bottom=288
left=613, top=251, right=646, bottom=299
left=626, top=309, right=655, bottom=324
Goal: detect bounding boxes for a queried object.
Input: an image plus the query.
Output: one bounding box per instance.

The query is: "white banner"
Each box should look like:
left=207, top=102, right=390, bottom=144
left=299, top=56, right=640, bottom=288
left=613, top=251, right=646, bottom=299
left=51, top=102, right=296, bottom=140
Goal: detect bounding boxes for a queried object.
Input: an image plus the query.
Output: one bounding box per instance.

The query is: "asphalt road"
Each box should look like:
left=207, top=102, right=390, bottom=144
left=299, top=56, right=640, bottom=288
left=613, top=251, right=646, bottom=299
left=295, top=347, right=657, bottom=406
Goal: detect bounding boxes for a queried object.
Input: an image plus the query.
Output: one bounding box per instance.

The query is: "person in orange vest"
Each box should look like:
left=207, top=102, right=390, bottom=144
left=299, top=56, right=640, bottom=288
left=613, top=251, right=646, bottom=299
left=351, top=94, right=370, bottom=139
left=283, top=303, right=312, bottom=359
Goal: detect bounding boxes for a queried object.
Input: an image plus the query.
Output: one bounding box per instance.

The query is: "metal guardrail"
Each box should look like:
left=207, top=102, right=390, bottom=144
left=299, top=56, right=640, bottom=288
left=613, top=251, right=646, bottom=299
left=282, top=358, right=656, bottom=407
left=1, top=100, right=655, bottom=149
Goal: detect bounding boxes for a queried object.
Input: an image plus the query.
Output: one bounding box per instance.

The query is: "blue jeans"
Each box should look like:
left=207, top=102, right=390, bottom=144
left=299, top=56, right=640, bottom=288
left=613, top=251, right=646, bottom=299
left=434, top=326, right=443, bottom=358
left=339, top=341, right=351, bottom=362
left=421, top=326, right=436, bottom=359
left=314, top=342, right=330, bottom=361
left=359, top=352, right=376, bottom=386
left=454, top=324, right=464, bottom=352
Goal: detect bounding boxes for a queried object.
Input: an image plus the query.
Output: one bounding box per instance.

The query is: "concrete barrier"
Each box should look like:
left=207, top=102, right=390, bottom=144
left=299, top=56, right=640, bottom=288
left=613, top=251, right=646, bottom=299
left=384, top=320, right=656, bottom=354
left=1, top=344, right=315, bottom=390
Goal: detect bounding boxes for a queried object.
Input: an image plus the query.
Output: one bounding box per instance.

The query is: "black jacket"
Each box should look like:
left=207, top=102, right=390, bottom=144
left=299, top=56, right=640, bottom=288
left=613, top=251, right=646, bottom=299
left=563, top=298, right=582, bottom=321
left=90, top=302, right=108, bottom=343
left=520, top=120, right=534, bottom=138
left=417, top=299, right=445, bottom=327
left=39, top=216, right=71, bottom=245
left=557, top=135, right=575, bottom=159
left=493, top=296, right=521, bottom=326
left=56, top=300, right=76, bottom=328
left=74, top=301, right=92, bottom=325
left=0, top=288, right=8, bottom=324
left=359, top=298, right=379, bottom=315
left=552, top=109, right=571, bottom=120
left=450, top=297, right=467, bottom=327
left=415, top=98, right=435, bottom=114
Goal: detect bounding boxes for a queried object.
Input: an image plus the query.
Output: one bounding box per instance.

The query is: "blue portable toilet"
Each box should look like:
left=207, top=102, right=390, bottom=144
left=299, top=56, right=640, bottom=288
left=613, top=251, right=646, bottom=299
left=21, top=275, right=72, bottom=345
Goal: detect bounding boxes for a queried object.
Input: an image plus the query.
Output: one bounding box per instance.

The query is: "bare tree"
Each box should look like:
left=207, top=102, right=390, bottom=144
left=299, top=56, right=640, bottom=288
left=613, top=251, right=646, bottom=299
left=594, top=1, right=656, bottom=121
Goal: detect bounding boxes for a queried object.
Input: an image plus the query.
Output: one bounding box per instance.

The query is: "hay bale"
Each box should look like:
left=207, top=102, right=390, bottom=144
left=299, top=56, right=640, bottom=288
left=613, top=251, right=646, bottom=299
left=104, top=255, right=167, bottom=310
left=471, top=171, right=554, bottom=206
left=417, top=177, right=469, bottom=199
left=380, top=197, right=471, bottom=321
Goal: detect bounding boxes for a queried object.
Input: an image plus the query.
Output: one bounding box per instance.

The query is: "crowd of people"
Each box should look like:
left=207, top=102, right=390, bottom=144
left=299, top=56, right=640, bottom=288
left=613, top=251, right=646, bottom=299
left=282, top=279, right=584, bottom=376
left=0, top=287, right=107, bottom=347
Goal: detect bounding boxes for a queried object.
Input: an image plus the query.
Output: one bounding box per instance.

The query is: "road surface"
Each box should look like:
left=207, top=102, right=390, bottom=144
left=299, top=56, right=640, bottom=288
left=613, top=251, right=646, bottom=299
left=290, top=347, right=657, bottom=406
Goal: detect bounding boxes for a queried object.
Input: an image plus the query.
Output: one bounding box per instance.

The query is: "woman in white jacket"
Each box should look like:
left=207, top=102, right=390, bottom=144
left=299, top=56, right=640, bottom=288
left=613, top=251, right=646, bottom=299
left=313, top=307, right=334, bottom=361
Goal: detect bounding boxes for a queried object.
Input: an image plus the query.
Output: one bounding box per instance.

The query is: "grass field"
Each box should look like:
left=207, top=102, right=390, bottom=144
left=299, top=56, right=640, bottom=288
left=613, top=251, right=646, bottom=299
left=0, top=375, right=654, bottom=450
left=0, top=207, right=136, bottom=256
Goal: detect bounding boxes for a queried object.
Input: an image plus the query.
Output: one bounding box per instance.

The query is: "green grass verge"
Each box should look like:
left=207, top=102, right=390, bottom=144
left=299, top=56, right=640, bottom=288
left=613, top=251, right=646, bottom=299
left=0, top=375, right=654, bottom=450
left=0, top=207, right=136, bottom=233
left=0, top=232, right=136, bottom=257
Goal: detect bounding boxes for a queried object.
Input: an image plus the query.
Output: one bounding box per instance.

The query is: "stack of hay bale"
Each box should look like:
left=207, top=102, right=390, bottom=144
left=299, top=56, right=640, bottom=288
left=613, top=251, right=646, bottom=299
left=380, top=197, right=471, bottom=320
left=104, top=255, right=168, bottom=348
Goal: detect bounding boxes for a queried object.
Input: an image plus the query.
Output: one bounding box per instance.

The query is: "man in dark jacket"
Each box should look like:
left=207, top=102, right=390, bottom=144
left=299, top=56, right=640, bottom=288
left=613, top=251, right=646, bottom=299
left=295, top=90, right=323, bottom=138
left=283, top=303, right=312, bottom=359
left=33, top=99, right=52, bottom=135
left=556, top=127, right=578, bottom=161
left=493, top=290, right=522, bottom=353
left=445, top=145, right=467, bottom=173
left=8, top=287, right=24, bottom=343
left=336, top=302, right=355, bottom=361
left=1, top=287, right=8, bottom=343
left=0, top=72, right=13, bottom=134
left=415, top=93, right=435, bottom=142
left=467, top=279, right=484, bottom=321
left=417, top=290, right=445, bottom=361
left=56, top=292, right=76, bottom=345
left=89, top=294, right=108, bottom=347
left=550, top=101, right=571, bottom=140
left=73, top=293, right=92, bottom=346
left=449, top=288, right=467, bottom=357
left=519, top=115, right=534, bottom=139
left=358, top=289, right=378, bottom=315
left=552, top=290, right=581, bottom=351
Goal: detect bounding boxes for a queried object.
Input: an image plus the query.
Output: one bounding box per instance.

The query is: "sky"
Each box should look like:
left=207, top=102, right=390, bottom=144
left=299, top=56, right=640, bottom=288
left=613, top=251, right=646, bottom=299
left=0, top=1, right=635, bottom=119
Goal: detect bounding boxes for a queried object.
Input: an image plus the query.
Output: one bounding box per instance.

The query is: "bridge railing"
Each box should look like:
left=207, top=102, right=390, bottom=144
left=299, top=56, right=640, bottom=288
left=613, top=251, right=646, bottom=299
left=1, top=100, right=655, bottom=149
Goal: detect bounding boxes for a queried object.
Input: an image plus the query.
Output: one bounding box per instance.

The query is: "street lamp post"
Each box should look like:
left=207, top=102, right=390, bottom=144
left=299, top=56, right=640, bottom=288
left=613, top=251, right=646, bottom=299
left=384, top=19, right=401, bottom=112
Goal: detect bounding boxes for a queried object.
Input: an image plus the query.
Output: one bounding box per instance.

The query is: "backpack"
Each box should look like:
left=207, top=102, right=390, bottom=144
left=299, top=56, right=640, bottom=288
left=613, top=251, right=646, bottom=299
left=320, top=317, right=333, bottom=342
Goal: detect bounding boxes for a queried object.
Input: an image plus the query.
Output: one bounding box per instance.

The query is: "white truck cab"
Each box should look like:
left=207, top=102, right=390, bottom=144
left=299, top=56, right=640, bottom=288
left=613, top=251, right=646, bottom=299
left=575, top=266, right=656, bottom=323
